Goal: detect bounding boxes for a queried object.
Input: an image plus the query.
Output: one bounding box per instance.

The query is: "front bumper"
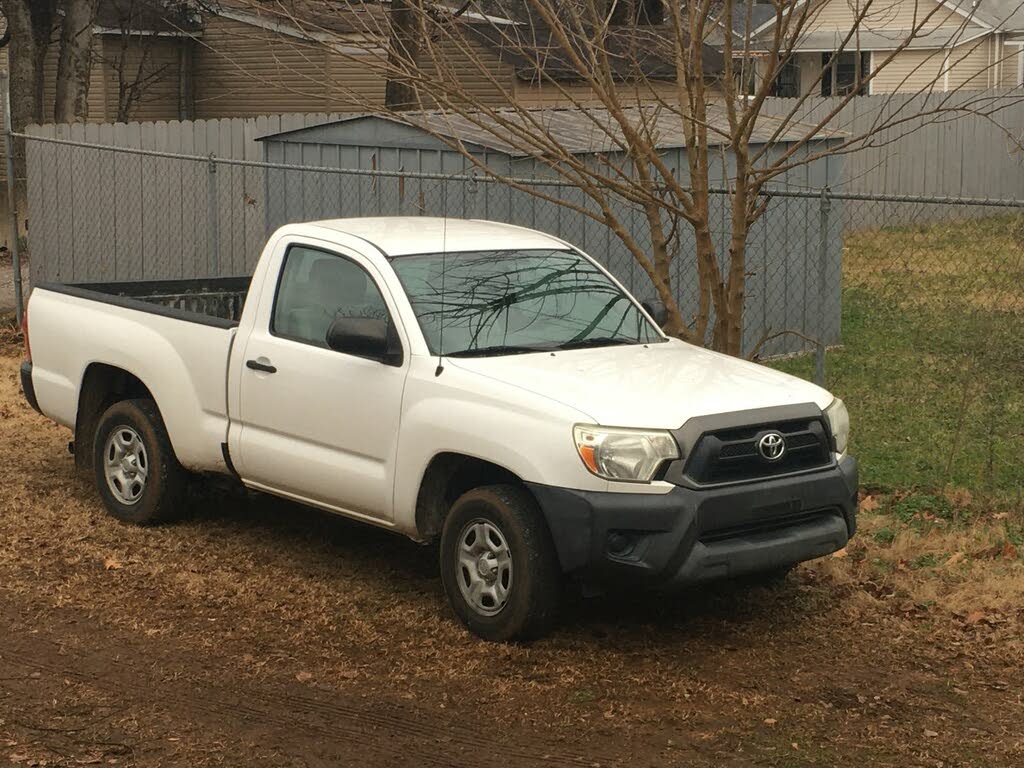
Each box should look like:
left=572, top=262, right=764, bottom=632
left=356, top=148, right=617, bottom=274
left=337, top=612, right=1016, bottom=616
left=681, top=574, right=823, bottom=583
left=20, top=361, right=41, bottom=414
left=527, top=454, right=858, bottom=587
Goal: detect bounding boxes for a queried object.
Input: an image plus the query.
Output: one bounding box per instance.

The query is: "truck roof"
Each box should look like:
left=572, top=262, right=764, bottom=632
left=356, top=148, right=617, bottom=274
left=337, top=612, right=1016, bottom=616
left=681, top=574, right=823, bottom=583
left=305, top=217, right=570, bottom=257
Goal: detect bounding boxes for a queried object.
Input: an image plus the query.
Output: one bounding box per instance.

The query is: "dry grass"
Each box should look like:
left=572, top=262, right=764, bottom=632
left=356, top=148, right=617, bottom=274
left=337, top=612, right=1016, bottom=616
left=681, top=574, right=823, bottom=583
left=0, top=313, right=22, bottom=354
left=843, top=215, right=1024, bottom=313
left=817, top=493, right=1024, bottom=620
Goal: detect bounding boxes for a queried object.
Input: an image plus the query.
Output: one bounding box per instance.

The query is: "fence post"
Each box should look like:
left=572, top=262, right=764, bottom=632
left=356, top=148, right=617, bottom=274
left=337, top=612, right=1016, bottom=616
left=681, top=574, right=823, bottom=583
left=207, top=153, right=219, bottom=277
left=2, top=73, right=24, bottom=324
left=815, top=186, right=831, bottom=387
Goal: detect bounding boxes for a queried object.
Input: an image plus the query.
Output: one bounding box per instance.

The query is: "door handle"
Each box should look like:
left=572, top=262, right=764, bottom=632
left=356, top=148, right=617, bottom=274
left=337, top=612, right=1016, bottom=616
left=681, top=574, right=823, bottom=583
left=246, top=359, right=277, bottom=374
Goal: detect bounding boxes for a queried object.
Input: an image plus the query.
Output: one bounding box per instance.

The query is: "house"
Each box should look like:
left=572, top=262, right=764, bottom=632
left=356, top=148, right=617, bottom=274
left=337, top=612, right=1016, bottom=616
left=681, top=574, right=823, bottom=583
left=193, top=1, right=726, bottom=115
left=731, top=0, right=1024, bottom=96
left=0, top=0, right=200, bottom=124
left=0, top=1, right=727, bottom=125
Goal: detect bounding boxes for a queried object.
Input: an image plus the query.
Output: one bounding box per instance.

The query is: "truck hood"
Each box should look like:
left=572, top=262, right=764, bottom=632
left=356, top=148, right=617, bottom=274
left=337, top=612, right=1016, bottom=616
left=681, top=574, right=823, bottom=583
left=448, top=339, right=834, bottom=429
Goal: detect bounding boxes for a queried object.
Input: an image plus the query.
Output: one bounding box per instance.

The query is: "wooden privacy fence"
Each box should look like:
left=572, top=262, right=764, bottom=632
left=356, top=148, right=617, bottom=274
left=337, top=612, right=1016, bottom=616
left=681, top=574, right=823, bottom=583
left=758, top=88, right=1024, bottom=228
left=24, top=87, right=1024, bottom=201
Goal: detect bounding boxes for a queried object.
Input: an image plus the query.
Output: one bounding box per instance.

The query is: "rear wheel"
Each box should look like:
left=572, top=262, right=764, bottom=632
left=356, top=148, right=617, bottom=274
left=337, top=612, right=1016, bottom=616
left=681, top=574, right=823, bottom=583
left=93, top=399, right=186, bottom=525
left=440, top=484, right=561, bottom=642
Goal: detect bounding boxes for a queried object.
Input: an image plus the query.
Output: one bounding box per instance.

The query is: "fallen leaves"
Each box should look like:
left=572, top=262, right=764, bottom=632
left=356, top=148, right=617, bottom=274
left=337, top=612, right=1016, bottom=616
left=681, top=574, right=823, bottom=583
left=958, top=609, right=1008, bottom=628
left=859, top=495, right=880, bottom=513
left=944, top=487, right=973, bottom=510
left=970, top=543, right=1020, bottom=561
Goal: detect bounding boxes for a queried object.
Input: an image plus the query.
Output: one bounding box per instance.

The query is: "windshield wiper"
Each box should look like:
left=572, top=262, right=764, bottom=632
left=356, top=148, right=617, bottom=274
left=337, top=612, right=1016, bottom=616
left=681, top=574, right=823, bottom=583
left=554, top=337, right=638, bottom=351
left=447, top=344, right=546, bottom=358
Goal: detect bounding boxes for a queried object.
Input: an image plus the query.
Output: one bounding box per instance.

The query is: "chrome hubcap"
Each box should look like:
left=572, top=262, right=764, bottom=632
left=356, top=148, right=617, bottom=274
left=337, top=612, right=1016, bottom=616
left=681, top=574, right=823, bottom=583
left=103, top=427, right=149, bottom=505
left=457, top=519, right=513, bottom=616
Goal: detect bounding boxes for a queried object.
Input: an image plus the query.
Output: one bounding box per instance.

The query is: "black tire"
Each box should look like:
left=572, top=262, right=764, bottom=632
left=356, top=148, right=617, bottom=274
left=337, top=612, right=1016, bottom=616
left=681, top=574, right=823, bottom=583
left=92, top=398, right=186, bottom=525
left=440, top=484, right=562, bottom=642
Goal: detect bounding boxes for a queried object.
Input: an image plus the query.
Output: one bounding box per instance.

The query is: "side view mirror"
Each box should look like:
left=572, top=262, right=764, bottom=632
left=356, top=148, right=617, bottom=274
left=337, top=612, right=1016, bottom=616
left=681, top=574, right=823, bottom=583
left=641, top=298, right=668, bottom=326
left=326, top=317, right=403, bottom=366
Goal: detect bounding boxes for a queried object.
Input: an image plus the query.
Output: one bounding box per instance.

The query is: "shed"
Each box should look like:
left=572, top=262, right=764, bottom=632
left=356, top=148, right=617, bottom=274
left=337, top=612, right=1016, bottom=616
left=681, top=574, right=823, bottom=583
left=258, top=106, right=845, bottom=356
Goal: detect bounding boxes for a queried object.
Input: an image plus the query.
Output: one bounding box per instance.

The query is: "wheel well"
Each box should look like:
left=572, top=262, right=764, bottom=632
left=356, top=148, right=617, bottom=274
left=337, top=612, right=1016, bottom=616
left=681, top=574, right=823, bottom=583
left=74, top=364, right=155, bottom=472
left=415, top=453, right=525, bottom=541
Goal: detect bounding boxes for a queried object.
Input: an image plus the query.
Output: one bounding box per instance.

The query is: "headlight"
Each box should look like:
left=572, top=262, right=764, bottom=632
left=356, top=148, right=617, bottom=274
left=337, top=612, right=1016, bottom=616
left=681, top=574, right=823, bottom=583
left=573, top=425, right=679, bottom=482
left=825, top=398, right=850, bottom=455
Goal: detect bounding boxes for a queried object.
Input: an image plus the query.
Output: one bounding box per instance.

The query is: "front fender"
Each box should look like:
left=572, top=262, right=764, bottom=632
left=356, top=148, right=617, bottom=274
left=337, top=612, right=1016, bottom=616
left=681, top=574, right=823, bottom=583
left=392, top=358, right=609, bottom=536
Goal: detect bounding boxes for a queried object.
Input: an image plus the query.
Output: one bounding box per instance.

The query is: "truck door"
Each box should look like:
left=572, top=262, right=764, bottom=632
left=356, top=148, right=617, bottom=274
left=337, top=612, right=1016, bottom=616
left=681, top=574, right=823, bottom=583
left=233, top=242, right=408, bottom=521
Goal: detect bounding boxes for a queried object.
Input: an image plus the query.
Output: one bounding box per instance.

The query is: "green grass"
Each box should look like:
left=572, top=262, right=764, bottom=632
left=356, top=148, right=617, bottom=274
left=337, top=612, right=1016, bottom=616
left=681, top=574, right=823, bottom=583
left=770, top=215, right=1024, bottom=497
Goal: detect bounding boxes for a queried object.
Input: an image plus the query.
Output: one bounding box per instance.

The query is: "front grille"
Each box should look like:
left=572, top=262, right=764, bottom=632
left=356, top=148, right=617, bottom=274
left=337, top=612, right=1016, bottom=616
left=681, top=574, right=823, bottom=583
left=682, top=418, right=832, bottom=485
left=700, top=507, right=837, bottom=544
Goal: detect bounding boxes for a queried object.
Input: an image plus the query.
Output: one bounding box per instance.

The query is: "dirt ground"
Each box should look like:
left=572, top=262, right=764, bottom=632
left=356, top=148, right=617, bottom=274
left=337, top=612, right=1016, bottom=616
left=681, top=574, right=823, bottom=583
left=0, top=257, right=28, bottom=315
left=1, top=338, right=1022, bottom=767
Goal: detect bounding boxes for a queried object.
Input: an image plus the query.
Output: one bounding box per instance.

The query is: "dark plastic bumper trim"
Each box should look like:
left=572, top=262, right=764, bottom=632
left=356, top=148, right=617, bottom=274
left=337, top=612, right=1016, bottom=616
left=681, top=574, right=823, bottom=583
left=527, top=454, right=858, bottom=587
left=20, top=361, right=41, bottom=414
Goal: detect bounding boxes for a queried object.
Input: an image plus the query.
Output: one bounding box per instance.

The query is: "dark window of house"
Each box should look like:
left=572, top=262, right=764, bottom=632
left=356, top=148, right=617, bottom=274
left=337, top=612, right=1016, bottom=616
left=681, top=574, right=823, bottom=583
left=821, top=51, right=871, bottom=96
left=770, top=57, right=800, bottom=97
left=609, top=0, right=664, bottom=26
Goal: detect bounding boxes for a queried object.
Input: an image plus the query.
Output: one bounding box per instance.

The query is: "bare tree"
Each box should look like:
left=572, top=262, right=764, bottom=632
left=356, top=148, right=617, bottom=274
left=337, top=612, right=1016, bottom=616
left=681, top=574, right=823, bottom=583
left=0, top=0, right=55, bottom=203
left=98, top=0, right=175, bottom=121
left=226, top=0, right=1024, bottom=355
left=386, top=0, right=474, bottom=109
left=54, top=0, right=100, bottom=122
left=385, top=0, right=426, bottom=109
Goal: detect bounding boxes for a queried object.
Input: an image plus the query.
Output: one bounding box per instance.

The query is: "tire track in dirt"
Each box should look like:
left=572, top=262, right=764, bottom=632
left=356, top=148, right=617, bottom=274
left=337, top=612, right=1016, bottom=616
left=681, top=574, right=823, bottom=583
left=0, top=607, right=624, bottom=768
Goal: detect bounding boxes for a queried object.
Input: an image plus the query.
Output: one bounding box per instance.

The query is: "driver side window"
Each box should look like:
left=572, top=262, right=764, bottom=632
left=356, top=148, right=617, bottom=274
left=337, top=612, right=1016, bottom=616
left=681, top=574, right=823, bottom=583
left=272, top=246, right=388, bottom=348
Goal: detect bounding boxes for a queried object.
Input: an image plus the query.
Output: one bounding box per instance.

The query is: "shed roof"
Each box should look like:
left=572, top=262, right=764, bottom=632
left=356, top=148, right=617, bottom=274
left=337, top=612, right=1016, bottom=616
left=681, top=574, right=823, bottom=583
left=258, top=104, right=841, bottom=156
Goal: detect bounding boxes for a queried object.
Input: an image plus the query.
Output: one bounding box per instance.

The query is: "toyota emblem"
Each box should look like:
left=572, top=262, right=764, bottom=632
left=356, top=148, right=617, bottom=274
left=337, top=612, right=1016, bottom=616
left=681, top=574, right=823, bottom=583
left=757, top=432, right=786, bottom=461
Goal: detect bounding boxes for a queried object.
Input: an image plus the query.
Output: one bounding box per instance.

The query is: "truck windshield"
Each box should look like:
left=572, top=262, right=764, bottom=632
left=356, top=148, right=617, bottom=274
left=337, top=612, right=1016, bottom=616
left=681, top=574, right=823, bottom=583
left=390, top=249, right=663, bottom=357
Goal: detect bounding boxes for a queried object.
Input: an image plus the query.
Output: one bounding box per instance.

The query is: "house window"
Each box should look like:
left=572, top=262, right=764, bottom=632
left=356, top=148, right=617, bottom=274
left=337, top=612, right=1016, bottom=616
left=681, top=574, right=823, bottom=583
left=821, top=51, right=871, bottom=96
left=733, top=57, right=758, bottom=96
left=770, top=57, right=800, bottom=97
left=609, top=0, right=664, bottom=26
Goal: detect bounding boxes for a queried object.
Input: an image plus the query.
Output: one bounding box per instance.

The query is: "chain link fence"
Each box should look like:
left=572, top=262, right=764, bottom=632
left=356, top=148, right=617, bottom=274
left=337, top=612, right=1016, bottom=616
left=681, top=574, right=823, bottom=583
left=17, top=133, right=1024, bottom=497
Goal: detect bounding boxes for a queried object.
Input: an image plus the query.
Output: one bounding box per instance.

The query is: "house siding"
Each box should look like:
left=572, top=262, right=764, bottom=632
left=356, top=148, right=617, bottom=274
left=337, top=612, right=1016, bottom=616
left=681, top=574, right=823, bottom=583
left=513, top=78, right=687, bottom=107
left=870, top=48, right=947, bottom=92
left=946, top=35, right=995, bottom=90
left=194, top=16, right=335, bottom=117
left=807, top=0, right=966, bottom=33
left=415, top=36, right=515, bottom=107
left=327, top=49, right=387, bottom=111
left=101, top=36, right=184, bottom=122
left=999, top=39, right=1024, bottom=87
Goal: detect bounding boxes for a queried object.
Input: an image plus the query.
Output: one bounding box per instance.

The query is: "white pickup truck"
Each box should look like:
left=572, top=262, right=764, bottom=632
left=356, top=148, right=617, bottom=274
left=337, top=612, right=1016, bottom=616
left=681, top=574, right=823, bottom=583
left=22, top=217, right=857, bottom=641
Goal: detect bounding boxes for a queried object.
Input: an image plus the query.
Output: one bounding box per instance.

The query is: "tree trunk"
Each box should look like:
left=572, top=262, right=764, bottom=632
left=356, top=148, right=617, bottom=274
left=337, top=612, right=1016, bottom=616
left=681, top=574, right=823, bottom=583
left=717, top=182, right=751, bottom=357
left=1, top=0, right=54, bottom=210
left=54, top=0, right=98, bottom=123
left=385, top=0, right=423, bottom=111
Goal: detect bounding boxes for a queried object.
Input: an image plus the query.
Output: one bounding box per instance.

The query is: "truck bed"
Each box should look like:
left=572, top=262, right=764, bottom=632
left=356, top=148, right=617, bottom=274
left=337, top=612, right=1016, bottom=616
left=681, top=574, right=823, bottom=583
left=27, top=278, right=248, bottom=474
left=38, top=276, right=251, bottom=326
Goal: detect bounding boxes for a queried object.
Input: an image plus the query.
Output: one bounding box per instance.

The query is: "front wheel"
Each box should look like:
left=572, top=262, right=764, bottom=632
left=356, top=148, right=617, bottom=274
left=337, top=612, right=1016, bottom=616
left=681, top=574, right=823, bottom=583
left=93, top=398, right=186, bottom=525
left=440, top=484, right=562, bottom=642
